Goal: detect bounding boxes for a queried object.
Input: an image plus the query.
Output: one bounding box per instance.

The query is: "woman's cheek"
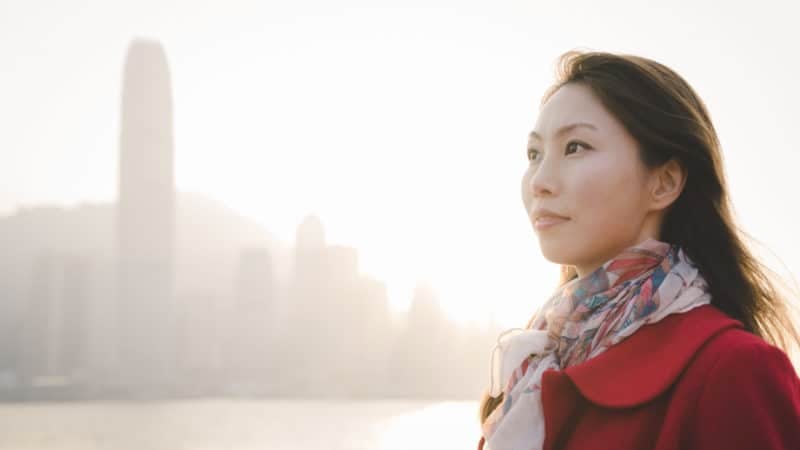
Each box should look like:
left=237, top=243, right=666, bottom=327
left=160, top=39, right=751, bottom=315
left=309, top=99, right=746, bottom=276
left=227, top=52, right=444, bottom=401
left=573, top=176, right=626, bottom=238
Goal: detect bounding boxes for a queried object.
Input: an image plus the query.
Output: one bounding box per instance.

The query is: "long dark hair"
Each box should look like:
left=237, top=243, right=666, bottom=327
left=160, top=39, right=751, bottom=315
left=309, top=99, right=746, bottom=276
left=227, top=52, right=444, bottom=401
left=479, top=49, right=800, bottom=424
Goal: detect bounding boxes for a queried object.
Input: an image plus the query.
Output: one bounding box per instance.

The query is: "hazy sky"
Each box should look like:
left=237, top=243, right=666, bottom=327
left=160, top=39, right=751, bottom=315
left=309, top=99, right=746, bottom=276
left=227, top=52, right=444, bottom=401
left=2, top=0, right=799, bottom=327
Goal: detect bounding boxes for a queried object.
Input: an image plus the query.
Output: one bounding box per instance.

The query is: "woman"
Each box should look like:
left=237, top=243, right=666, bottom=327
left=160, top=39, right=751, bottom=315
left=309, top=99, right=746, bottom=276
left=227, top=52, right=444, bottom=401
left=477, top=50, right=800, bottom=450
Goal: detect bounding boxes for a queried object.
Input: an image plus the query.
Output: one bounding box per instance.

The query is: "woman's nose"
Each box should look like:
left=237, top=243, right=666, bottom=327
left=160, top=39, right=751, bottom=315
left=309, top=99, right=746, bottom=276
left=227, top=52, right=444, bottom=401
left=529, top=160, right=557, bottom=197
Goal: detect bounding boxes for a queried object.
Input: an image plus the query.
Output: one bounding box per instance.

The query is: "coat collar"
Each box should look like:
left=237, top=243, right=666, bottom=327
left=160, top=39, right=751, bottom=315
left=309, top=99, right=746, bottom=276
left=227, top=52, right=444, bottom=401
left=563, top=304, right=743, bottom=408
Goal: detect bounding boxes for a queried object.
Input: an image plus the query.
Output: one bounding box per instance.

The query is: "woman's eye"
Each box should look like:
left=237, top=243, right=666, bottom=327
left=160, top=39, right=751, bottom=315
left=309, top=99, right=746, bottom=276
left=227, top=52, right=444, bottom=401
left=565, top=141, right=590, bottom=155
left=528, top=141, right=589, bottom=162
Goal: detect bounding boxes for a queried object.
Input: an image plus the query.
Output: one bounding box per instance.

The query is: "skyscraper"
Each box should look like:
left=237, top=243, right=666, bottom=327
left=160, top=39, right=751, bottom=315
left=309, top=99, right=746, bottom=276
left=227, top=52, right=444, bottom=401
left=115, top=38, right=176, bottom=393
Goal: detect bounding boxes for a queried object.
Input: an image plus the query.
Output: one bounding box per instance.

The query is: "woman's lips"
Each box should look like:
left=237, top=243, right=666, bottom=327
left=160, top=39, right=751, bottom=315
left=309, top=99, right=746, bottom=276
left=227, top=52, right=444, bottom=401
left=534, top=216, right=570, bottom=230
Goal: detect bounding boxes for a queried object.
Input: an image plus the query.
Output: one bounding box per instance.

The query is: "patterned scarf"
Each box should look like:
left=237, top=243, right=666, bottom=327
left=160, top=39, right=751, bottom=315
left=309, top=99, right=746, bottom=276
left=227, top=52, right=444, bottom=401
left=481, top=238, right=711, bottom=450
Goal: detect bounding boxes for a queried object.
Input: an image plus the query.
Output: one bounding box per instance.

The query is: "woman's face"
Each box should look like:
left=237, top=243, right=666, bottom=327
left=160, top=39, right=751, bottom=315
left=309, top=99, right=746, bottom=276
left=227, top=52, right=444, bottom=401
left=521, top=82, right=660, bottom=278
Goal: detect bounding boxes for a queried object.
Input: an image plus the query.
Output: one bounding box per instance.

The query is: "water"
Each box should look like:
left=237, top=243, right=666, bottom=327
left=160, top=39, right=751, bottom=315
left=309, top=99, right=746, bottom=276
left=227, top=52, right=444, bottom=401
left=0, top=399, right=482, bottom=450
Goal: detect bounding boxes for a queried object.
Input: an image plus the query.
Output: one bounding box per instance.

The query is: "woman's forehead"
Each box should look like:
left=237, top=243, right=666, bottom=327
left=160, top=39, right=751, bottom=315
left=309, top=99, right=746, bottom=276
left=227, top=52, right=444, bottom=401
left=533, top=84, right=617, bottom=139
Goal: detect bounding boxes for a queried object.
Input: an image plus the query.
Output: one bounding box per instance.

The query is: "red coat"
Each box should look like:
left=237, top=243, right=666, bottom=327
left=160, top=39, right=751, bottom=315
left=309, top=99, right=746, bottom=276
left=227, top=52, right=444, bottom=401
left=478, top=304, right=800, bottom=450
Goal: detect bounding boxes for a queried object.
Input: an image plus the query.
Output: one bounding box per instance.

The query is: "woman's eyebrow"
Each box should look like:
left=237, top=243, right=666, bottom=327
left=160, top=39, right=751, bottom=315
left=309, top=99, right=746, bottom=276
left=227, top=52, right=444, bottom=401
left=529, top=122, right=598, bottom=140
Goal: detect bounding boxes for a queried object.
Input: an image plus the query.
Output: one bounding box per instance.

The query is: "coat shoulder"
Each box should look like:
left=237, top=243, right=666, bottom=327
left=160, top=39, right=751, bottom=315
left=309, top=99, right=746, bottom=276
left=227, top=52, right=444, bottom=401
left=682, top=326, right=800, bottom=449
left=691, top=324, right=796, bottom=370
left=684, top=323, right=800, bottom=397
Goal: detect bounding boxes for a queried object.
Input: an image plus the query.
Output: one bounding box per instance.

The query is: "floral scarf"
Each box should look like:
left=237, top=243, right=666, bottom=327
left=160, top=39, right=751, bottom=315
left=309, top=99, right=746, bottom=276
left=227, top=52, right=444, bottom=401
left=480, top=238, right=711, bottom=450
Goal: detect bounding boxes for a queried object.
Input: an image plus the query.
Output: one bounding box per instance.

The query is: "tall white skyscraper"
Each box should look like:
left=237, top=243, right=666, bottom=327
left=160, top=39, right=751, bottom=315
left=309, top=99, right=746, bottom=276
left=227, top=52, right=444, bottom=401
left=115, top=38, right=176, bottom=392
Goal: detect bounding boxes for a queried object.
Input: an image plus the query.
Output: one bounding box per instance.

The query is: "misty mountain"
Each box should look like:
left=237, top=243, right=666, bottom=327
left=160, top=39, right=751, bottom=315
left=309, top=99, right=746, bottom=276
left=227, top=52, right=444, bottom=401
left=0, top=191, right=286, bottom=309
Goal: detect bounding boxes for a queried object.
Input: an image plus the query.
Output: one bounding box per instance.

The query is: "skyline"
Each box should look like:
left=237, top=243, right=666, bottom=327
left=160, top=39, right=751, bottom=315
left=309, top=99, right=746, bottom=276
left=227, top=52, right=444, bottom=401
left=0, top=39, right=505, bottom=400
left=2, top=0, right=800, bottom=329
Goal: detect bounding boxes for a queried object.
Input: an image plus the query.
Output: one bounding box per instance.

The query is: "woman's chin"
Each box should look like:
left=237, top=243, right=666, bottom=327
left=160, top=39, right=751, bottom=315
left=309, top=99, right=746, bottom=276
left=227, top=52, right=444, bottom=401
left=537, top=240, right=573, bottom=266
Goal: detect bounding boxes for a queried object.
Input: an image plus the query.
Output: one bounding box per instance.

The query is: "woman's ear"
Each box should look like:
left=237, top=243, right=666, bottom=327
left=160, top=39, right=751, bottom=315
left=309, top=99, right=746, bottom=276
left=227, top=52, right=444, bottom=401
left=650, top=158, right=686, bottom=211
